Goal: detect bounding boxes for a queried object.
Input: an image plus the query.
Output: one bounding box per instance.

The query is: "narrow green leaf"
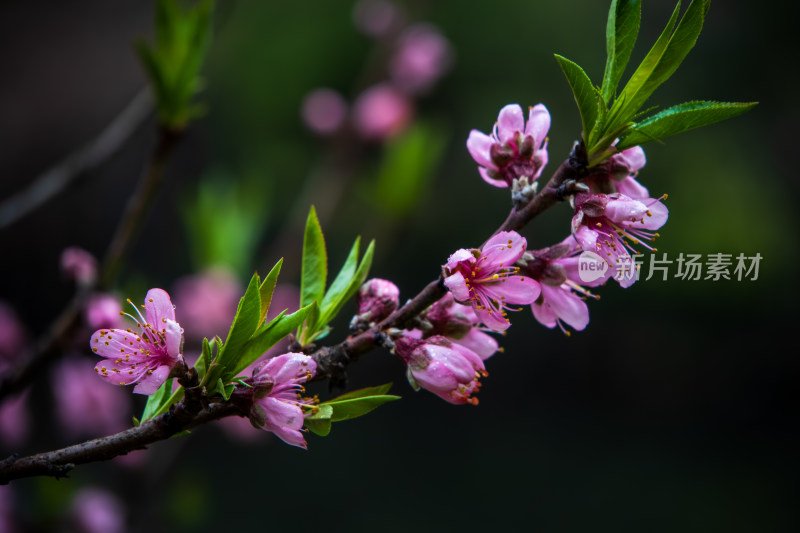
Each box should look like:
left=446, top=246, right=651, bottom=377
left=328, top=383, right=393, bottom=402
left=554, top=54, right=600, bottom=139
left=216, top=272, right=261, bottom=370
left=605, top=1, right=682, bottom=132
left=300, top=206, right=327, bottom=308
left=324, top=395, right=401, bottom=422
left=305, top=404, right=333, bottom=437
left=132, top=417, right=141, bottom=427
left=259, top=258, right=283, bottom=326
left=317, top=238, right=361, bottom=330
left=346, top=239, right=375, bottom=303
left=223, top=303, right=313, bottom=379
left=601, top=0, right=642, bottom=102
left=617, top=100, right=757, bottom=149
left=152, top=386, right=185, bottom=419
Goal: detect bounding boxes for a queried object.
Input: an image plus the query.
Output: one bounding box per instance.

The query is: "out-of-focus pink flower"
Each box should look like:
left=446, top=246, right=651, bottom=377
left=172, top=268, right=241, bottom=343
left=51, top=356, right=131, bottom=439
left=572, top=192, right=668, bottom=288
left=390, top=23, right=453, bottom=95
left=301, top=88, right=348, bottom=136
left=467, top=103, right=550, bottom=188
left=443, top=231, right=540, bottom=332
left=249, top=353, right=316, bottom=449
left=61, top=247, right=98, bottom=285
left=395, top=335, right=487, bottom=405
left=85, top=293, right=123, bottom=331
left=352, top=0, right=401, bottom=37
left=424, top=293, right=498, bottom=360
left=0, top=392, right=29, bottom=448
left=90, top=289, right=184, bottom=395
left=352, top=83, right=413, bottom=141
left=357, top=278, right=399, bottom=323
left=0, top=302, right=26, bottom=378
left=523, top=238, right=610, bottom=334
left=0, top=485, right=19, bottom=533
left=71, top=487, right=125, bottom=533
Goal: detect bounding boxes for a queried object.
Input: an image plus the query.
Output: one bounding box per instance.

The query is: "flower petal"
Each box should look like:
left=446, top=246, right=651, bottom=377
left=90, top=329, right=148, bottom=362
left=615, top=176, right=649, bottom=199
left=445, top=248, right=474, bottom=272
left=466, top=130, right=496, bottom=169
left=604, top=196, right=648, bottom=223
left=475, top=306, right=510, bottom=332
left=531, top=300, right=558, bottom=329
left=481, top=230, right=527, bottom=266
left=484, top=275, right=540, bottom=305
left=496, top=104, right=524, bottom=143
left=540, top=284, right=589, bottom=331
left=164, top=319, right=183, bottom=359
left=444, top=272, right=470, bottom=302
left=133, top=365, right=171, bottom=395
left=478, top=166, right=508, bottom=188
left=144, top=288, right=175, bottom=328
left=525, top=104, right=550, bottom=147
left=453, top=329, right=498, bottom=360
left=262, top=353, right=316, bottom=384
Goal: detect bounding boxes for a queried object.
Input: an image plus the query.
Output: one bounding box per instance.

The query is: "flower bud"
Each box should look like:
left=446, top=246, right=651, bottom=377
left=357, top=278, right=400, bottom=323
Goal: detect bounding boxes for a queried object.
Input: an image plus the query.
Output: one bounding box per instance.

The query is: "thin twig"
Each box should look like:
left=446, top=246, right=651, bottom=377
left=0, top=89, right=153, bottom=230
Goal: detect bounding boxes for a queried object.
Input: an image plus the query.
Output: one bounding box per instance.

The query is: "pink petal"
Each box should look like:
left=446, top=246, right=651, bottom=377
left=261, top=397, right=305, bottom=431
left=532, top=144, right=549, bottom=179
left=466, top=130, right=496, bottom=169
left=90, top=329, right=148, bottom=362
left=525, top=104, right=551, bottom=147
left=411, top=360, right=459, bottom=392
left=424, top=345, right=477, bottom=383
left=604, top=196, right=648, bottom=223
left=262, top=353, right=316, bottom=384
left=615, top=176, right=649, bottom=199
left=443, top=272, right=470, bottom=302
left=475, top=306, right=510, bottom=332
left=574, top=225, right=598, bottom=251
left=445, top=248, right=474, bottom=271
left=617, top=145, right=646, bottom=172
left=635, top=199, right=669, bottom=230
left=560, top=256, right=611, bottom=287
left=481, top=230, right=527, bottom=266
left=449, top=343, right=486, bottom=371
left=144, top=288, right=175, bottom=327
left=483, top=276, right=541, bottom=305
left=540, top=284, right=589, bottom=331
left=496, top=104, right=524, bottom=143
left=453, top=329, right=498, bottom=360
left=133, top=365, right=171, bottom=395
left=164, top=319, right=183, bottom=359
left=478, top=166, right=508, bottom=188
left=531, top=300, right=558, bottom=329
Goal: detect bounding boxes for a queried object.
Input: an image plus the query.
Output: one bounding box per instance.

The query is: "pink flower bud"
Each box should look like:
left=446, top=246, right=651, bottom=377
left=301, top=88, right=348, bottom=136
left=357, top=278, right=400, bottom=323
left=60, top=247, right=97, bottom=285
left=352, top=83, right=413, bottom=141
left=395, top=335, right=487, bottom=405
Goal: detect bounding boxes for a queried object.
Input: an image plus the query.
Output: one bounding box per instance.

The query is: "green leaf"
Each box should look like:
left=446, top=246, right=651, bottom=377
left=215, top=272, right=261, bottom=371
left=305, top=405, right=333, bottom=437
left=324, top=395, right=400, bottom=422
left=601, top=0, right=642, bottom=103
left=222, top=304, right=313, bottom=380
left=319, top=237, right=360, bottom=320
left=327, top=383, right=394, bottom=402
left=554, top=54, right=601, bottom=139
left=140, top=378, right=174, bottom=422
left=300, top=206, right=327, bottom=309
left=617, top=100, right=758, bottom=149
left=259, top=258, right=283, bottom=326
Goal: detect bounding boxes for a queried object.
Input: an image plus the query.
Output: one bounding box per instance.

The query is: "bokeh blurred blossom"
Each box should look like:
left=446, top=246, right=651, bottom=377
left=0, top=392, right=29, bottom=449
left=52, top=356, right=132, bottom=439
left=60, top=246, right=98, bottom=285
left=390, top=23, right=453, bottom=95
left=172, top=267, right=242, bottom=343
left=301, top=88, right=348, bottom=136
left=352, top=83, right=413, bottom=140
left=71, top=487, right=126, bottom=533
left=84, top=293, right=123, bottom=331
left=0, top=301, right=25, bottom=370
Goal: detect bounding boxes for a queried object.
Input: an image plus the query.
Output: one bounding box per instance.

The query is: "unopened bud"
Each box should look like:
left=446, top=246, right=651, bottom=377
left=357, top=278, right=400, bottom=323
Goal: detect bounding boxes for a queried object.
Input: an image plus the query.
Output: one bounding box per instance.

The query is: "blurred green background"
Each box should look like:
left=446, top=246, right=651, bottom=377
left=0, top=0, right=798, bottom=531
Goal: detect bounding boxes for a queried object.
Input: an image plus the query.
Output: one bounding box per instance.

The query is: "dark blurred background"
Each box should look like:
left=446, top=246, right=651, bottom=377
left=0, top=0, right=798, bottom=531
